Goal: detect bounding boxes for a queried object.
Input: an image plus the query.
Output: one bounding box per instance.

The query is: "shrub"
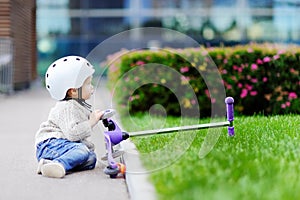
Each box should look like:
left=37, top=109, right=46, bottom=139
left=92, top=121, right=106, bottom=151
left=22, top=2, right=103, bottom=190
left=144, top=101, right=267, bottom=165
left=106, top=43, right=300, bottom=116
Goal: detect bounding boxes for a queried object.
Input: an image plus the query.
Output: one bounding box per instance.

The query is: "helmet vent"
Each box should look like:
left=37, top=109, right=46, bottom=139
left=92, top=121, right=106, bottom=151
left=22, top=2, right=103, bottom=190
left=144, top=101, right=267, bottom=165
left=52, top=64, right=56, bottom=67
left=76, top=58, right=80, bottom=61
left=64, top=59, right=67, bottom=61
left=47, top=85, right=50, bottom=89
left=46, top=73, right=49, bottom=78
left=87, top=62, right=90, bottom=66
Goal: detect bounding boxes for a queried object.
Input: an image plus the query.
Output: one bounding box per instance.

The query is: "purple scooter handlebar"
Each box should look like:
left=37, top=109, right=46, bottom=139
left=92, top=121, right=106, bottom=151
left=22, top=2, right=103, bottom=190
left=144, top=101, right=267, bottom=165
left=225, top=97, right=234, bottom=136
left=102, top=97, right=235, bottom=178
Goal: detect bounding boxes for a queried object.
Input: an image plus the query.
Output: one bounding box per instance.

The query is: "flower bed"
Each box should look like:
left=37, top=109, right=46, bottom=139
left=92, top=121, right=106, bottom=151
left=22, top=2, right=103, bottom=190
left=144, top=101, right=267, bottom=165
left=107, top=43, right=299, bottom=116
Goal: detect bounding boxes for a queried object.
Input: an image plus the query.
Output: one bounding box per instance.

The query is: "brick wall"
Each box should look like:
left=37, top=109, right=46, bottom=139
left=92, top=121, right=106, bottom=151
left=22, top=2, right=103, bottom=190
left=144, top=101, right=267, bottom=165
left=0, top=0, right=36, bottom=91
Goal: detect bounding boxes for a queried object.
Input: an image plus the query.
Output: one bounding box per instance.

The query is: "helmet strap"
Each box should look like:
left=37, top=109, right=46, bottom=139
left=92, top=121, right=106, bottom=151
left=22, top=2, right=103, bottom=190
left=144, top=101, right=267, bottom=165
left=76, top=87, right=92, bottom=111
left=78, top=87, right=83, bottom=99
left=63, top=88, right=92, bottom=111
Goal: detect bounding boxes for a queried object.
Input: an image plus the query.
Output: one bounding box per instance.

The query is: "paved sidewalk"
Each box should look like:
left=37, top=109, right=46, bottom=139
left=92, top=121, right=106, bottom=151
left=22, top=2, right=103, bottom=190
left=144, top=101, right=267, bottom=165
left=0, top=80, right=129, bottom=200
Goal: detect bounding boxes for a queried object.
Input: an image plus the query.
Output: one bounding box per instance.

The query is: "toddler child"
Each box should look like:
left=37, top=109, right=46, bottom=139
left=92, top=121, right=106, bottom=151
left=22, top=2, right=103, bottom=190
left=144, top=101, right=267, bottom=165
left=35, top=55, right=103, bottom=178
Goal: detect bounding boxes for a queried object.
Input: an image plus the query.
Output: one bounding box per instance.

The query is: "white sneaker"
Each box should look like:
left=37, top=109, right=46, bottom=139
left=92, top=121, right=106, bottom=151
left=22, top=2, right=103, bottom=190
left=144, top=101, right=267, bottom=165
left=41, top=162, right=66, bottom=178
left=37, top=159, right=51, bottom=174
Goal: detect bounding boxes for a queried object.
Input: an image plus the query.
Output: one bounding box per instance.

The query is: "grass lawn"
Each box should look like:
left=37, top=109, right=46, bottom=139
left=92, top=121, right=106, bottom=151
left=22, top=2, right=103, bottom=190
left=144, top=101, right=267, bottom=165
left=122, top=115, right=300, bottom=200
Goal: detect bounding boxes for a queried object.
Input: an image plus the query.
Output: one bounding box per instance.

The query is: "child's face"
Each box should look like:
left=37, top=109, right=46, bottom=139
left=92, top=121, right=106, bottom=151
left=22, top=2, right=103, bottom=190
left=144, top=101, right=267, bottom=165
left=81, top=76, right=94, bottom=100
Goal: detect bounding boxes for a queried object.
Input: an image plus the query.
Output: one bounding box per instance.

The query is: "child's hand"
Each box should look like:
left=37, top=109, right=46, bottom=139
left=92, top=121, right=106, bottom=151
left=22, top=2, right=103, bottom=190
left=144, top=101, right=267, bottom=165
left=89, top=110, right=104, bottom=127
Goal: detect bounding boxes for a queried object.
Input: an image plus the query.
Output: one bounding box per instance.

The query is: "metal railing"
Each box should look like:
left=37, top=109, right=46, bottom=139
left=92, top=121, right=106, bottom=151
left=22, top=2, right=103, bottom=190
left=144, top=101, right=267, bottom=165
left=0, top=38, right=13, bottom=94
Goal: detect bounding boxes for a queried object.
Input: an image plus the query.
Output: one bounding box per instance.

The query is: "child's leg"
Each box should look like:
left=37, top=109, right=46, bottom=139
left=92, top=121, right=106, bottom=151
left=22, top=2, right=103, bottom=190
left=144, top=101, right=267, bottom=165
left=71, top=151, right=97, bottom=172
left=36, top=138, right=95, bottom=172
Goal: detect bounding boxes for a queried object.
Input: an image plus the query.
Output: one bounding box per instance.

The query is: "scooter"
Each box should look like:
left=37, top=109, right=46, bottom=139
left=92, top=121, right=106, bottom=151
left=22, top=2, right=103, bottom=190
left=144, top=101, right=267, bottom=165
left=100, top=97, right=235, bottom=178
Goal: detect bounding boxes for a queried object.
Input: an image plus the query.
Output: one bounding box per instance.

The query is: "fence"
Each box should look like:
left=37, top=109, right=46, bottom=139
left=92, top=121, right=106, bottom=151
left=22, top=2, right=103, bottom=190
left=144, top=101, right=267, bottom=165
left=0, top=38, right=13, bottom=94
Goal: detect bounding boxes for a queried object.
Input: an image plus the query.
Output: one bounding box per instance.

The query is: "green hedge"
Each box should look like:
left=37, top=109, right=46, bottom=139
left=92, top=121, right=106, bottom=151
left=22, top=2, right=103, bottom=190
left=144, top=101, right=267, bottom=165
left=107, top=43, right=299, bottom=116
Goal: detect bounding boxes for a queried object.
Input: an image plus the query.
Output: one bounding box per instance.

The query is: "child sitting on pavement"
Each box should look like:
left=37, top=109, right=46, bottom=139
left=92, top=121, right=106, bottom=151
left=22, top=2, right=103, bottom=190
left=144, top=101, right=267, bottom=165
left=35, top=55, right=104, bottom=178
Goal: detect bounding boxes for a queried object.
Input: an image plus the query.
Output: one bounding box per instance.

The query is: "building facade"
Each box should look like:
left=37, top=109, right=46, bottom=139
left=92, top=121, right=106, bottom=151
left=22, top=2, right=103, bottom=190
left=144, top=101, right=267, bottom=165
left=37, top=0, right=300, bottom=75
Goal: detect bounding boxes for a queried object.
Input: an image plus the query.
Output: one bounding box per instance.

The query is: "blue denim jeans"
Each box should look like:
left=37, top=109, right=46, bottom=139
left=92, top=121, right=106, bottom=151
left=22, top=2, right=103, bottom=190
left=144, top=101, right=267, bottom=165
left=36, top=138, right=97, bottom=172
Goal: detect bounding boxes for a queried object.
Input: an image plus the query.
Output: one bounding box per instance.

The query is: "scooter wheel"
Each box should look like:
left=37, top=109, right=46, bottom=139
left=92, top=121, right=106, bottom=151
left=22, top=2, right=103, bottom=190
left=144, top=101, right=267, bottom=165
left=110, top=174, right=118, bottom=179
left=104, top=166, right=119, bottom=178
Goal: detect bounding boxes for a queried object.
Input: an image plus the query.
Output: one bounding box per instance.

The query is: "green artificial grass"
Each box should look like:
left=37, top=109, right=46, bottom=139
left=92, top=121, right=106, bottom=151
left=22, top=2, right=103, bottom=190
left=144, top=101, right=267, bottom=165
left=122, top=115, right=300, bottom=200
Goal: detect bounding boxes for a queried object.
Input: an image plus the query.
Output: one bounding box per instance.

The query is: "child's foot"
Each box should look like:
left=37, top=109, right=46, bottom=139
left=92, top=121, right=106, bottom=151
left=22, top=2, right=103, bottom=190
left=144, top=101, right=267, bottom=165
left=41, top=162, right=66, bottom=178
left=37, top=159, right=51, bottom=174
left=101, top=149, right=124, bottom=161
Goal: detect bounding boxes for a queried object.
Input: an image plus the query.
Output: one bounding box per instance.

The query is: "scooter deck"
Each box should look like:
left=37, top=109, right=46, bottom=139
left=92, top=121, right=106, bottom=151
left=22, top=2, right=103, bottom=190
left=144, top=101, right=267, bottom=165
left=129, top=121, right=230, bottom=137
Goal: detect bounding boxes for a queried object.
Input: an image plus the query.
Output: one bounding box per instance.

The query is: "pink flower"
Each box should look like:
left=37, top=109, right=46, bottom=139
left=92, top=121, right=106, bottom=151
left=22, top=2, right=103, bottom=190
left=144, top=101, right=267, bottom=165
left=110, top=64, right=117, bottom=72
left=273, top=55, right=280, bottom=60
left=180, top=66, right=189, bottom=73
left=225, top=82, right=232, bottom=89
left=191, top=99, right=196, bottom=105
left=256, top=59, right=263, bottom=64
left=136, top=60, right=145, bottom=66
left=288, top=92, right=297, bottom=100
left=233, top=65, right=242, bottom=73
left=211, top=98, right=216, bottom=104
left=222, top=69, right=227, bottom=74
left=281, top=104, right=286, bottom=109
left=238, top=83, right=243, bottom=88
left=286, top=101, right=291, bottom=107
left=205, top=89, right=210, bottom=97
left=245, top=84, right=253, bottom=90
left=250, top=91, right=258, bottom=96
left=241, top=63, right=247, bottom=68
left=263, top=77, right=268, bottom=82
left=231, top=76, right=237, bottom=81
left=290, top=68, right=296, bottom=73
left=201, top=51, right=208, bottom=56
left=251, top=63, right=258, bottom=71
left=277, top=49, right=285, bottom=55
left=240, top=89, right=248, bottom=98
left=223, top=59, right=228, bottom=64
left=263, top=56, right=271, bottom=63
left=181, top=76, right=190, bottom=83
left=251, top=78, right=258, bottom=83
left=247, top=48, right=253, bottom=53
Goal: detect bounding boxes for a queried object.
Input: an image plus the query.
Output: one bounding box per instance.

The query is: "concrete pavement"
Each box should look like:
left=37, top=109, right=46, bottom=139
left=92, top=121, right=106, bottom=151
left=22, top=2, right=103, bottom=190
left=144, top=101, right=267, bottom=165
left=0, top=80, right=129, bottom=200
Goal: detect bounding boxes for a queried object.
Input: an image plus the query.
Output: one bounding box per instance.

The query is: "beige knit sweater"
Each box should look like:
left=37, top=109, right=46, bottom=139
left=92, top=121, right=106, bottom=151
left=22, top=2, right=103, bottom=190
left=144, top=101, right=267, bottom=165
left=35, top=99, right=95, bottom=151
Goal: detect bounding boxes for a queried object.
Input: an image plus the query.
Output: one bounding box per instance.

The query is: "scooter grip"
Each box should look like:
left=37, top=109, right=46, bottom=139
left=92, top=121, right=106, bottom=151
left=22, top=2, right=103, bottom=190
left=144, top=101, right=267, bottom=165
left=100, top=109, right=116, bottom=120
left=225, top=97, right=234, bottom=122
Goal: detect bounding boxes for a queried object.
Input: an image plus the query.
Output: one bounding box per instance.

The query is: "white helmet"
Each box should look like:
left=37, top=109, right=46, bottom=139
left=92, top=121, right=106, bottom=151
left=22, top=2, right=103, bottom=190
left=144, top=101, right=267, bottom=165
left=45, top=55, right=95, bottom=100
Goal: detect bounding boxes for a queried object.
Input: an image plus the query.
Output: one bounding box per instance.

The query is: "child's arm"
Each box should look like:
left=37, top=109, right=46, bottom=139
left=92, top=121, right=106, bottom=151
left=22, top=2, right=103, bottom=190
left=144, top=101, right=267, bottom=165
left=89, top=110, right=104, bottom=127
